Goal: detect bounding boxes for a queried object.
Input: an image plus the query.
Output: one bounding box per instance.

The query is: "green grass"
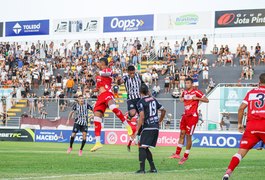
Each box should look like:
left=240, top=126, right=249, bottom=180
left=0, top=142, right=264, bottom=180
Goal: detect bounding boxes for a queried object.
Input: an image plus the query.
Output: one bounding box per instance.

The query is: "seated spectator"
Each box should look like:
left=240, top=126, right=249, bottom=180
left=246, top=65, right=254, bottom=80
left=151, top=70, right=158, bottom=84
left=212, top=44, right=218, bottom=54
left=206, top=78, right=216, bottom=93
left=258, top=51, right=265, bottom=65
left=224, top=52, right=234, bottom=66
left=152, top=83, right=160, bottom=97
left=184, top=55, right=190, bottom=65
left=164, top=74, right=170, bottom=94
left=240, top=52, right=248, bottom=66
left=220, top=113, right=230, bottom=131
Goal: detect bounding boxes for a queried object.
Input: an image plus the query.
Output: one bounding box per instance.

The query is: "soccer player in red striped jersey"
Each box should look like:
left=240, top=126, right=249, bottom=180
left=90, top=58, right=133, bottom=152
left=223, top=73, right=265, bottom=180
left=169, top=77, right=209, bottom=165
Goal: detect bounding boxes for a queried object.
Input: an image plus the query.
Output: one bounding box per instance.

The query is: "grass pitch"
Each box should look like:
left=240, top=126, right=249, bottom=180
left=0, top=142, right=264, bottom=180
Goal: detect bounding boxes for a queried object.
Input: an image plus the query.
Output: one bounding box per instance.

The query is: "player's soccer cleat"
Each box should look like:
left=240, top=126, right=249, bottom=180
left=78, top=150, right=83, bottom=156
left=178, top=157, right=188, bottom=165
left=126, top=125, right=133, bottom=136
left=222, top=174, right=229, bottom=180
left=127, top=145, right=131, bottom=152
left=168, top=153, right=180, bottom=159
left=135, top=170, right=145, bottom=174
left=67, top=147, right=72, bottom=154
left=90, top=142, right=103, bottom=152
left=149, top=169, right=158, bottom=173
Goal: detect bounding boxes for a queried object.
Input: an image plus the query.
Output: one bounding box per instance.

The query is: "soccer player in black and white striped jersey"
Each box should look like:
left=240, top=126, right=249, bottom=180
left=118, top=65, right=144, bottom=118
left=66, top=95, right=93, bottom=156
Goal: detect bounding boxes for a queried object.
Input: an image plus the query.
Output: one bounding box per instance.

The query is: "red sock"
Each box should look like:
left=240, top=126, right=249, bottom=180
left=128, top=140, right=132, bottom=147
left=94, top=121, right=102, bottom=136
left=112, top=108, right=125, bottom=122
left=175, top=144, right=183, bottom=155
left=184, top=150, right=190, bottom=158
left=227, top=153, right=242, bottom=173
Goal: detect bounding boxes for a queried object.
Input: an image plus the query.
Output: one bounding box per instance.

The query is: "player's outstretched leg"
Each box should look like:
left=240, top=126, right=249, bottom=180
left=223, top=149, right=248, bottom=179
left=90, top=116, right=103, bottom=152
left=67, top=133, right=76, bottom=154
left=109, top=103, right=133, bottom=135
left=179, top=134, right=192, bottom=165
left=146, top=148, right=157, bottom=173
left=79, top=132, right=87, bottom=156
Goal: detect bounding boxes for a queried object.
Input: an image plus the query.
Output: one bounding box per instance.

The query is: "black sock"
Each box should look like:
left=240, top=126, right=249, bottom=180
left=80, top=139, right=86, bottom=150
left=146, top=148, right=156, bottom=170
left=70, top=136, right=75, bottom=148
left=139, top=148, right=147, bottom=171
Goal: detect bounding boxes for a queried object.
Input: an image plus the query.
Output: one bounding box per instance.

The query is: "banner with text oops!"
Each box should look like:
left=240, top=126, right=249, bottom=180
left=157, top=12, right=212, bottom=31
left=35, top=129, right=105, bottom=144
left=103, top=14, right=154, bottom=33
left=53, top=18, right=100, bottom=34
left=0, top=129, right=35, bottom=142
left=5, top=20, right=49, bottom=36
left=215, top=9, right=265, bottom=28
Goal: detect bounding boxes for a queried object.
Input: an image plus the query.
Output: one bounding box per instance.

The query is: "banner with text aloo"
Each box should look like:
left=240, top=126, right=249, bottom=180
left=215, top=9, right=265, bottom=28
left=5, top=19, right=49, bottom=36
left=53, top=18, right=100, bottom=34
left=0, top=129, right=35, bottom=142
left=105, top=130, right=180, bottom=146
left=157, top=12, right=212, bottom=31
left=103, top=14, right=154, bottom=33
left=35, top=129, right=105, bottom=144
left=0, top=22, right=3, bottom=37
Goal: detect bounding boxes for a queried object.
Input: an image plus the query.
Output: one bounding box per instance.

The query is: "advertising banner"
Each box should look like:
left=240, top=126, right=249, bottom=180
left=0, top=22, right=3, bottom=37
left=215, top=9, right=265, bottom=28
left=220, top=87, right=251, bottom=113
left=35, top=129, right=104, bottom=144
left=103, top=14, right=154, bottom=33
left=53, top=18, right=100, bottom=34
left=157, top=12, right=212, bottom=30
left=5, top=20, right=49, bottom=36
left=0, top=129, right=35, bottom=142
left=105, top=130, right=179, bottom=146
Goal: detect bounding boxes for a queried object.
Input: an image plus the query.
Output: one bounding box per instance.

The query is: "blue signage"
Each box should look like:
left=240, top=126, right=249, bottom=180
left=35, top=130, right=104, bottom=144
left=103, top=14, right=154, bottom=32
left=191, top=133, right=259, bottom=148
left=5, top=20, right=49, bottom=36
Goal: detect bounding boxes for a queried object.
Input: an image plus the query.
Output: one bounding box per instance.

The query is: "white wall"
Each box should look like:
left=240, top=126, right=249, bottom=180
left=0, top=0, right=265, bottom=51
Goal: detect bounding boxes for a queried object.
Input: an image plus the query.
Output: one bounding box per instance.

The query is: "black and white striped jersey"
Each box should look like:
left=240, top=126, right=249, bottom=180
left=123, top=73, right=144, bottom=100
left=72, top=101, right=93, bottom=126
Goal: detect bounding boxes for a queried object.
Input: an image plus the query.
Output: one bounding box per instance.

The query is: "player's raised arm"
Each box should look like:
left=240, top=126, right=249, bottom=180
left=67, top=110, right=74, bottom=125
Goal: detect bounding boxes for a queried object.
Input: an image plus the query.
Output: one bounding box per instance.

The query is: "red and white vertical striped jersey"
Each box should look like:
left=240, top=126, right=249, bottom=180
left=182, top=89, right=204, bottom=115
left=243, top=86, right=265, bottom=121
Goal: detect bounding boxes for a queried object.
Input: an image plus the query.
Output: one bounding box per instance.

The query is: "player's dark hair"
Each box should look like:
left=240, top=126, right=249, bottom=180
left=127, top=65, right=135, bottom=71
left=185, top=77, right=193, bottom=83
left=260, top=73, right=265, bottom=84
left=99, top=57, right=108, bottom=66
left=140, top=83, right=149, bottom=95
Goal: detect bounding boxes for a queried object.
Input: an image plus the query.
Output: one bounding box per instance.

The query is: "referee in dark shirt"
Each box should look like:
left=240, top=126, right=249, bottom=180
left=134, top=84, right=166, bottom=173
left=66, top=95, right=93, bottom=156
left=118, top=65, right=144, bottom=118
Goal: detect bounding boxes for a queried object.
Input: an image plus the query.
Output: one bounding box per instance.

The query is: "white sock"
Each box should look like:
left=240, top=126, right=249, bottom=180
left=185, top=150, right=190, bottom=154
left=95, top=136, right=100, bottom=143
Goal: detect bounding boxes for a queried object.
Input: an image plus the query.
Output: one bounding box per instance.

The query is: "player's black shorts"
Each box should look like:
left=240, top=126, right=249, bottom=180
left=140, top=129, right=159, bottom=148
left=72, top=123, right=88, bottom=133
left=127, top=98, right=141, bottom=112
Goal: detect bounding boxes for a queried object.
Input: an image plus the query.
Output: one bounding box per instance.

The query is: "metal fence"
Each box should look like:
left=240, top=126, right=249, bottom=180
left=0, top=96, right=245, bottom=132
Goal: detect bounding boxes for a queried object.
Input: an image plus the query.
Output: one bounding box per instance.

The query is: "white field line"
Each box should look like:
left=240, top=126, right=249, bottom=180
left=2, top=166, right=260, bottom=180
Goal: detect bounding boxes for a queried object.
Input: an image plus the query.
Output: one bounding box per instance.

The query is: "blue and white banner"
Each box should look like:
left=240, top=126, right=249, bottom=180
left=191, top=132, right=259, bottom=148
left=35, top=130, right=104, bottom=144
left=103, top=14, right=154, bottom=33
left=5, top=20, right=49, bottom=36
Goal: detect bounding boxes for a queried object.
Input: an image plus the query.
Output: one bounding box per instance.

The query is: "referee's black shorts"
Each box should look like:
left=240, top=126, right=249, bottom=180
left=127, top=98, right=141, bottom=112
left=72, top=123, right=88, bottom=133
left=140, top=129, right=159, bottom=148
